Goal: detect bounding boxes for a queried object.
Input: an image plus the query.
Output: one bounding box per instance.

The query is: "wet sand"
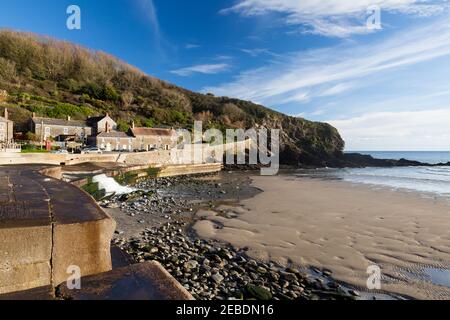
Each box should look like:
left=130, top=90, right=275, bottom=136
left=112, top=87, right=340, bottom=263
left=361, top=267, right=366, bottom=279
left=193, top=174, right=450, bottom=300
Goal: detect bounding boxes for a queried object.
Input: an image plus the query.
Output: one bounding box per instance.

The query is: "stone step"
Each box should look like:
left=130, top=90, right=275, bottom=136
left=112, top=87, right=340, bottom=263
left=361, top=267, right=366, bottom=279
left=57, top=261, right=194, bottom=300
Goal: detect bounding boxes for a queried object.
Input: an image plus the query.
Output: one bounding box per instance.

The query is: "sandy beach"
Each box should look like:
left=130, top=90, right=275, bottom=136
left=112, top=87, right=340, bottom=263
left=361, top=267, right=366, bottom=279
left=193, top=174, right=450, bottom=300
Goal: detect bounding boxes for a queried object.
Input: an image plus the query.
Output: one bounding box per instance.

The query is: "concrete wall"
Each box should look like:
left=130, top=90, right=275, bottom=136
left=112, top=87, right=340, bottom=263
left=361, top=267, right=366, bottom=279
left=0, top=225, right=52, bottom=294
left=0, top=153, right=67, bottom=165
left=121, top=139, right=252, bottom=166
left=0, top=153, right=119, bottom=166
left=0, top=167, right=116, bottom=295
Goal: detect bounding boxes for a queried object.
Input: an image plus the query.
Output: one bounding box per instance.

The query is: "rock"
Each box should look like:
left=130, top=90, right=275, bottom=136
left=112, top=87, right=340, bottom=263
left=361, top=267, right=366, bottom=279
left=244, top=284, right=272, bottom=300
left=202, top=259, right=210, bottom=267
left=256, top=266, right=267, bottom=274
left=247, top=260, right=258, bottom=268
left=107, top=202, right=120, bottom=209
left=212, top=274, right=224, bottom=284
left=149, top=247, right=159, bottom=254
left=281, top=271, right=298, bottom=282
left=349, top=289, right=360, bottom=297
left=184, top=260, right=199, bottom=270
left=323, top=269, right=333, bottom=276
left=269, top=271, right=280, bottom=281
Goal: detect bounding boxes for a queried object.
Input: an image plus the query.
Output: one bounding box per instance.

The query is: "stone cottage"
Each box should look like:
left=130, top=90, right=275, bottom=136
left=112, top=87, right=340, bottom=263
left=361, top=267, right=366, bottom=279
left=86, top=114, right=117, bottom=136
left=30, top=114, right=92, bottom=142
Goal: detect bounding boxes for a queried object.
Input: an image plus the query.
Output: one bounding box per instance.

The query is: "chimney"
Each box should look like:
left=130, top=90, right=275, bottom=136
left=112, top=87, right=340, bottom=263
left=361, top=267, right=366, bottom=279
left=4, top=108, right=8, bottom=120
left=105, top=121, right=110, bottom=133
left=131, top=120, right=135, bottom=129
left=67, top=115, right=71, bottom=121
left=32, top=112, right=36, bottom=118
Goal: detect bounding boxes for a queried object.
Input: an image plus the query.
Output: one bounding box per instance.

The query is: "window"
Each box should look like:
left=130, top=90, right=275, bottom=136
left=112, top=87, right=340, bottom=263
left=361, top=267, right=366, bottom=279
left=0, top=123, right=4, bottom=131
left=63, top=127, right=69, bottom=135
left=45, top=127, right=51, bottom=134
left=0, top=133, right=4, bottom=141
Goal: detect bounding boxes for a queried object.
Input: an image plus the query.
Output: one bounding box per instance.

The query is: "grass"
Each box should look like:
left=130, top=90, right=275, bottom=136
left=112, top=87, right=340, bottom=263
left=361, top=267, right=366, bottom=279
left=146, top=167, right=160, bottom=178
left=114, top=167, right=161, bottom=185
left=81, top=178, right=106, bottom=201
left=114, top=171, right=139, bottom=185
left=21, top=148, right=49, bottom=153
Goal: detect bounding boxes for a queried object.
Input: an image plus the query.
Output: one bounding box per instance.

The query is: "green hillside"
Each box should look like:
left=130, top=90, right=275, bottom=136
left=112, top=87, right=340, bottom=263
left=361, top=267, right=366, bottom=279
left=0, top=30, right=345, bottom=166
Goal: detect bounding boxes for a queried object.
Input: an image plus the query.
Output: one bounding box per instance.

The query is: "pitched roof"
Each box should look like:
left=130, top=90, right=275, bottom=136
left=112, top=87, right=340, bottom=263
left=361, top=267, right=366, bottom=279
left=130, top=127, right=176, bottom=137
left=86, top=115, right=107, bottom=126
left=32, top=117, right=88, bottom=127
left=96, top=131, right=131, bottom=138
left=0, top=116, right=12, bottom=123
left=86, top=114, right=117, bottom=126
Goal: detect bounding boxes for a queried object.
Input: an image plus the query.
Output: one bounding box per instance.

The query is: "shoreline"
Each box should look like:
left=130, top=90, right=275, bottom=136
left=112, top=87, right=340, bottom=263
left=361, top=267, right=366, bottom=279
left=100, top=168, right=450, bottom=300
left=192, top=172, right=450, bottom=300
left=104, top=172, right=372, bottom=300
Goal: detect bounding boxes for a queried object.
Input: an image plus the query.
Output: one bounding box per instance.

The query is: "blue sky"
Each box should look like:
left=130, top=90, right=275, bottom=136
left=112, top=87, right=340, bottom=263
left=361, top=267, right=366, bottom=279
left=1, top=0, right=450, bottom=150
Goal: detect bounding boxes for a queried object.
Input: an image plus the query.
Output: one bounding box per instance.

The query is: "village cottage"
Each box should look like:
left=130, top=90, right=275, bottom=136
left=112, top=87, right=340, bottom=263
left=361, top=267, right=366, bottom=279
left=0, top=108, right=13, bottom=145
left=86, top=114, right=117, bottom=135
left=30, top=114, right=92, bottom=142
left=129, top=122, right=178, bottom=151
left=89, top=130, right=134, bottom=152
left=29, top=111, right=178, bottom=152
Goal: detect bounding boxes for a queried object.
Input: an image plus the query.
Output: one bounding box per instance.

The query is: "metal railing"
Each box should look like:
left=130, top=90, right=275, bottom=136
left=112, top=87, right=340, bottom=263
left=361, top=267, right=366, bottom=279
left=0, top=142, right=22, bottom=152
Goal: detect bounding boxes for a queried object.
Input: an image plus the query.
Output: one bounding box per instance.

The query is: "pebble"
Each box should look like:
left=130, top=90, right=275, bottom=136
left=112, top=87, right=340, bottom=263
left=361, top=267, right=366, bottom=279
left=108, top=174, right=359, bottom=301
left=212, top=274, right=224, bottom=284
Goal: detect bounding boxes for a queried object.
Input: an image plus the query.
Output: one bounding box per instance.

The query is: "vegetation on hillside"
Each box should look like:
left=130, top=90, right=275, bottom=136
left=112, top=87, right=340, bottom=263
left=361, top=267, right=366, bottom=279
left=0, top=30, right=345, bottom=166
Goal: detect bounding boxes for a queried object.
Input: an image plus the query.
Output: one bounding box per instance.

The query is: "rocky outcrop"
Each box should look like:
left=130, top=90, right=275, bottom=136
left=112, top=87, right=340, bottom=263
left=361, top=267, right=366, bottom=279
left=322, top=153, right=450, bottom=168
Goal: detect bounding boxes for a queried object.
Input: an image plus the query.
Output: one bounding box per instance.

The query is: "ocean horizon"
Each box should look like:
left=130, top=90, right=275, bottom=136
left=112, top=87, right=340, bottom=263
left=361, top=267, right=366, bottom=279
left=347, top=151, right=450, bottom=164
left=306, top=151, right=450, bottom=197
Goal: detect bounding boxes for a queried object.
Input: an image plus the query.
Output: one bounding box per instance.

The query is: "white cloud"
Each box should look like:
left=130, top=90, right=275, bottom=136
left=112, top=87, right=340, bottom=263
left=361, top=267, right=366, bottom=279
left=328, top=109, right=450, bottom=151
left=240, top=48, right=270, bottom=57
left=318, top=82, right=355, bottom=97
left=138, top=0, right=161, bottom=38
left=204, top=19, right=450, bottom=106
left=185, top=43, right=200, bottom=49
left=171, top=63, right=230, bottom=76
left=221, top=0, right=448, bottom=37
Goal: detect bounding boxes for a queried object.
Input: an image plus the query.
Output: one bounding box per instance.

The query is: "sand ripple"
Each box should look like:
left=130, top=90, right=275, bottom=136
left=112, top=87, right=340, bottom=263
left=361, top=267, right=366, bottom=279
left=193, top=175, right=450, bottom=300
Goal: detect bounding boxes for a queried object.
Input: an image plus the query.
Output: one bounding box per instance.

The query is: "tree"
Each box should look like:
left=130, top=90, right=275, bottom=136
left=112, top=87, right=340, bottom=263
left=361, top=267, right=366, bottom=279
left=116, top=119, right=130, bottom=132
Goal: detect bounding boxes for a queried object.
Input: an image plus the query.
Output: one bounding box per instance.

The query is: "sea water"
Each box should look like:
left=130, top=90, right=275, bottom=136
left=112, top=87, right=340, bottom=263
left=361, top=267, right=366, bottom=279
left=92, top=174, right=136, bottom=196
left=301, top=151, right=450, bottom=197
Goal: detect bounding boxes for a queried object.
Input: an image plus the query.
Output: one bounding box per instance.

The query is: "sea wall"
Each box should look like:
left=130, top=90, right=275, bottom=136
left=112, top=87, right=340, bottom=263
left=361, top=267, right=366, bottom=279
left=0, top=140, right=252, bottom=167
left=0, top=167, right=115, bottom=295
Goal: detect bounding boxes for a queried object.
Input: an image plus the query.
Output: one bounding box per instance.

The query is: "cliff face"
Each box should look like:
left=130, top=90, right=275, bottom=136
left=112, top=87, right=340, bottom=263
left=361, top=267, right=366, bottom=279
left=0, top=30, right=345, bottom=166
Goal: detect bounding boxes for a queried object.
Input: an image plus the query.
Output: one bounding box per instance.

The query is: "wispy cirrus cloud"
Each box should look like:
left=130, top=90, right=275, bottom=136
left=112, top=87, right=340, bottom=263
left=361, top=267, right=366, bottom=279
left=204, top=18, right=450, bottom=105
left=221, top=0, right=449, bottom=37
left=185, top=43, right=201, bottom=49
left=171, top=63, right=231, bottom=76
left=137, top=0, right=161, bottom=39
left=240, top=48, right=270, bottom=57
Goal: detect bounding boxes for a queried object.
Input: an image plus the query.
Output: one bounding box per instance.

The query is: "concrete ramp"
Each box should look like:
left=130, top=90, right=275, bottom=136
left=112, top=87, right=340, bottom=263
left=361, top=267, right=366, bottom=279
left=0, top=166, right=116, bottom=295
